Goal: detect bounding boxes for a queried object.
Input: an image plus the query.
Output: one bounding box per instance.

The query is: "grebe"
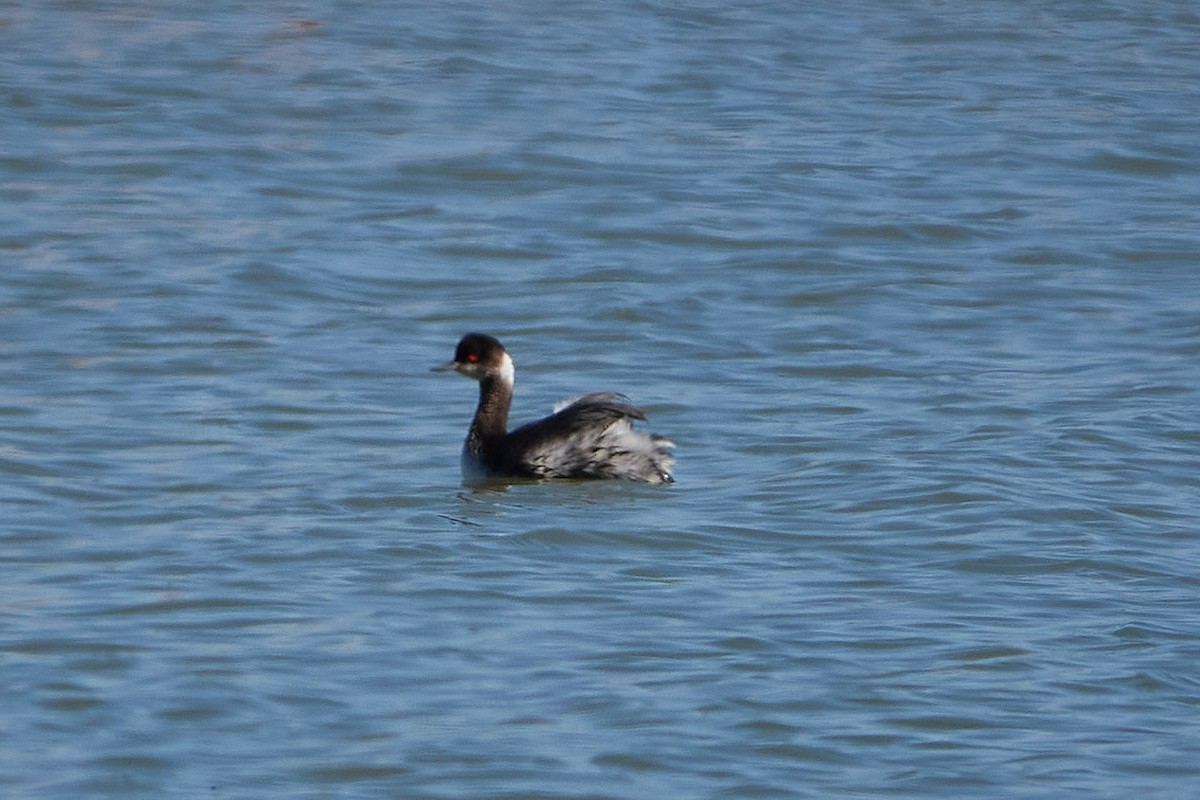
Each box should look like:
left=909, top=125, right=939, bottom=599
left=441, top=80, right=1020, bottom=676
left=433, top=333, right=675, bottom=484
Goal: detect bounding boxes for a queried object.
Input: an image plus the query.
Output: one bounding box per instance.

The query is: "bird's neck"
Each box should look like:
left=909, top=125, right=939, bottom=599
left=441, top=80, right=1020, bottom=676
left=470, top=373, right=512, bottom=440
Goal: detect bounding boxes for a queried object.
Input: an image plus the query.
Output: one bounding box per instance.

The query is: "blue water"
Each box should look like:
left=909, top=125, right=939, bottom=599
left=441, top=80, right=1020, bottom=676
left=3, top=2, right=1200, bottom=798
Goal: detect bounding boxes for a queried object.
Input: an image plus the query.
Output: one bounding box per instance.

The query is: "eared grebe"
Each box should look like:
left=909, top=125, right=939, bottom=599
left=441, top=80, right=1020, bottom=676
left=433, top=333, right=675, bottom=484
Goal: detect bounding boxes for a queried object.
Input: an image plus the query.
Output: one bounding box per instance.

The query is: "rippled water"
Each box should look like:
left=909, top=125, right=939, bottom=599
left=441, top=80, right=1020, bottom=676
left=4, top=2, right=1200, bottom=798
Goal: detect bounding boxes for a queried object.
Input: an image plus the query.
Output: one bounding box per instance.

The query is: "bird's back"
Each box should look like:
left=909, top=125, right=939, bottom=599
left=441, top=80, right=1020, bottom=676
left=501, top=393, right=675, bottom=483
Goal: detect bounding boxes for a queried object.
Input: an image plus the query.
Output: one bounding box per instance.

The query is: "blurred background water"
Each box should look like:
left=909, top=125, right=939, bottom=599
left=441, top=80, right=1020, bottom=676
left=3, top=1, right=1200, bottom=798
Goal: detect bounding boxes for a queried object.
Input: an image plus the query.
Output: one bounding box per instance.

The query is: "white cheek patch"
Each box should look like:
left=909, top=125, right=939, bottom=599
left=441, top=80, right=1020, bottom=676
left=497, top=352, right=515, bottom=388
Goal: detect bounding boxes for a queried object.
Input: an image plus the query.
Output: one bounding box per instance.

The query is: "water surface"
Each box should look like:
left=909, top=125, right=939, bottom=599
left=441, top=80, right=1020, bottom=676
left=3, top=2, right=1200, bottom=798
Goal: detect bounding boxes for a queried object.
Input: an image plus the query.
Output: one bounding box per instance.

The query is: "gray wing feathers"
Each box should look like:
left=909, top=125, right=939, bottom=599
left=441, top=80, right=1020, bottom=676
left=507, top=394, right=674, bottom=483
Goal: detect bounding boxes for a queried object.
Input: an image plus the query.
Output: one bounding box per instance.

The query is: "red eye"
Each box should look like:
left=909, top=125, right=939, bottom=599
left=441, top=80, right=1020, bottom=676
left=466, top=353, right=479, bottom=363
